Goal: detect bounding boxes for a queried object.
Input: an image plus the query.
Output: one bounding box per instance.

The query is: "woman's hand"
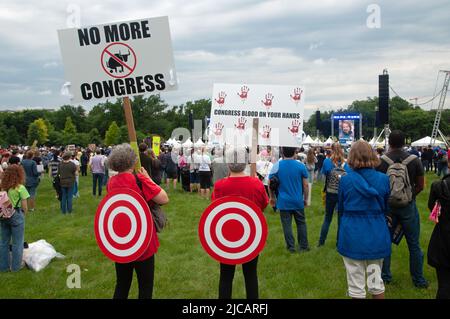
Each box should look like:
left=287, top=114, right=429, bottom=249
left=139, top=167, right=151, bottom=179
left=269, top=198, right=276, bottom=208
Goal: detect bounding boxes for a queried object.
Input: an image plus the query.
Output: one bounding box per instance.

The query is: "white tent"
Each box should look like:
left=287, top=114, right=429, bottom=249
left=302, top=135, right=315, bottom=145
left=324, top=137, right=334, bottom=146
left=182, top=138, right=193, bottom=148
left=312, top=138, right=323, bottom=146
left=194, top=138, right=205, bottom=148
left=411, top=136, right=446, bottom=147
left=172, top=140, right=182, bottom=149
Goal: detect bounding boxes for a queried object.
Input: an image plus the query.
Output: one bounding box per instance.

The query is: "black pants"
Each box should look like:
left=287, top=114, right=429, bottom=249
left=436, top=268, right=450, bottom=299
left=114, top=256, right=155, bottom=299
left=92, top=173, right=104, bottom=196
left=219, top=256, right=258, bottom=299
left=80, top=165, right=88, bottom=176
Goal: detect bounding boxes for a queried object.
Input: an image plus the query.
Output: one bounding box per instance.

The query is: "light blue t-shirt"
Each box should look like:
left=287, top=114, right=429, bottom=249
left=269, top=159, right=308, bottom=211
left=321, top=158, right=351, bottom=177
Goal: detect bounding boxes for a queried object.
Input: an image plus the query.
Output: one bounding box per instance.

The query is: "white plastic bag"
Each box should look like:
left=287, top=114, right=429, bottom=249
left=22, top=240, right=65, bottom=272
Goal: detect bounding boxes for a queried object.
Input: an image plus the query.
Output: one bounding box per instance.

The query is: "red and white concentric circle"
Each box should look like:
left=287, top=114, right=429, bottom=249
left=94, top=188, right=153, bottom=263
left=199, top=196, right=268, bottom=265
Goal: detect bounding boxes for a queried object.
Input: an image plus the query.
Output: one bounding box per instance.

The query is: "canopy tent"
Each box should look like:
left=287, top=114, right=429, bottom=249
left=182, top=138, right=193, bottom=148
left=194, top=138, right=205, bottom=148
left=411, top=136, right=446, bottom=147
left=324, top=137, right=334, bottom=146
left=302, top=135, right=315, bottom=145
left=312, top=138, right=323, bottom=146
left=172, top=140, right=182, bottom=149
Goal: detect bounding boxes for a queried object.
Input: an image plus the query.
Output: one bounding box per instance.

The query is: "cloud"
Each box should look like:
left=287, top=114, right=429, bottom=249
left=38, top=90, right=52, bottom=96
left=0, top=0, right=449, bottom=121
left=43, top=62, right=59, bottom=68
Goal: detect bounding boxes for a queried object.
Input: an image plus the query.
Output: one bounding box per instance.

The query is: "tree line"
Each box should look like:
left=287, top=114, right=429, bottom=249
left=0, top=94, right=448, bottom=147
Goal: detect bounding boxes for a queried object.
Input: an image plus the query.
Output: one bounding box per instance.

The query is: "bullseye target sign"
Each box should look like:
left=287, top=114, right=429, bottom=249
left=94, top=188, right=153, bottom=263
left=199, top=196, right=268, bottom=265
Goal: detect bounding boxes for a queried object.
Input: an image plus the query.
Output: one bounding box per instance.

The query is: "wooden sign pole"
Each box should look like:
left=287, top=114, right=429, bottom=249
left=250, top=118, right=259, bottom=177
left=123, top=96, right=142, bottom=171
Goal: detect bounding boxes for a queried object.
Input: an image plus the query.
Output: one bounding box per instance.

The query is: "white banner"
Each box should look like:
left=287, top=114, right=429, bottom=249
left=209, top=83, right=306, bottom=147
left=58, top=16, right=177, bottom=103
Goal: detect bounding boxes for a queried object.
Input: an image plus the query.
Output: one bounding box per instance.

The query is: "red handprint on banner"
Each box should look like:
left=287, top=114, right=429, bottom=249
left=261, top=93, right=274, bottom=109
left=260, top=125, right=272, bottom=139
left=215, top=91, right=227, bottom=106
left=237, top=86, right=249, bottom=100
left=288, top=120, right=300, bottom=136
left=234, top=117, right=247, bottom=131
left=290, top=88, right=303, bottom=103
left=213, top=122, right=224, bottom=136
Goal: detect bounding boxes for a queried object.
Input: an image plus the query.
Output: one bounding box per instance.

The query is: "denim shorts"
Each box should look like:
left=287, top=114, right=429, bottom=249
left=26, top=186, right=37, bottom=198
left=190, top=171, right=199, bottom=184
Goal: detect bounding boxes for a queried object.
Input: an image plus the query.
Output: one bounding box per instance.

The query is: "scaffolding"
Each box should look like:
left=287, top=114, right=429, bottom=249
left=431, top=70, right=450, bottom=147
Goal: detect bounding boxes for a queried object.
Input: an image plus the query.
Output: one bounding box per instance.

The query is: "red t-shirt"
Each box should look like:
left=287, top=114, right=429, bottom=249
left=106, top=172, right=162, bottom=261
left=211, top=176, right=269, bottom=211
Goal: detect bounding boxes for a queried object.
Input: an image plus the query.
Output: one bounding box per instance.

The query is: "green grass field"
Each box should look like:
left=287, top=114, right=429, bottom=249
left=0, top=172, right=441, bottom=299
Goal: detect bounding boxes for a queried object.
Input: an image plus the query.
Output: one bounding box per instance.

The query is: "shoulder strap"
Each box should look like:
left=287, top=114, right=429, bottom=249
left=133, top=173, right=143, bottom=192
left=402, top=155, right=417, bottom=165
left=10, top=188, right=22, bottom=209
left=381, top=155, right=394, bottom=166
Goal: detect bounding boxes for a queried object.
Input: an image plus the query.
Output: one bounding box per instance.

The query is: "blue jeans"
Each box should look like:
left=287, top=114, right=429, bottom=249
left=61, top=187, right=73, bottom=214
left=279, top=210, right=309, bottom=251
left=72, top=181, right=78, bottom=197
left=437, top=162, right=448, bottom=177
left=382, top=200, right=427, bottom=286
left=319, top=193, right=341, bottom=245
left=0, top=210, right=25, bottom=272
left=92, top=173, right=104, bottom=196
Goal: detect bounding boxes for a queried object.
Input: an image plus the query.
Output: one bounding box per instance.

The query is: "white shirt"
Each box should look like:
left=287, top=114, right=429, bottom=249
left=198, top=154, right=211, bottom=171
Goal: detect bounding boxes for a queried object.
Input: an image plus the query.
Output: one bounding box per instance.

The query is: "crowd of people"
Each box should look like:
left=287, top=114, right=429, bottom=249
left=0, top=130, right=449, bottom=300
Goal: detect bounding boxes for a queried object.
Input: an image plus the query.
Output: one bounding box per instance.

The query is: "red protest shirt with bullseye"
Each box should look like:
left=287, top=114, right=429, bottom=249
left=203, top=176, right=269, bottom=265
left=106, top=172, right=162, bottom=261
left=212, top=176, right=269, bottom=211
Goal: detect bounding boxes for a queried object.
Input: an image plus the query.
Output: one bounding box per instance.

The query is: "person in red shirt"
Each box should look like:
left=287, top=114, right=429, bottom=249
left=106, top=144, right=169, bottom=299
left=211, top=146, right=269, bottom=299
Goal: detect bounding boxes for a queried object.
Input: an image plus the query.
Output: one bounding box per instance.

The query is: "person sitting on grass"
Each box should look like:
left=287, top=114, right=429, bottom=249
left=106, top=143, right=168, bottom=299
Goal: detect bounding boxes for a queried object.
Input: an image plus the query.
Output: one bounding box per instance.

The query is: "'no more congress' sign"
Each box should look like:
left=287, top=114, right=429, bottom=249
left=58, top=16, right=177, bottom=103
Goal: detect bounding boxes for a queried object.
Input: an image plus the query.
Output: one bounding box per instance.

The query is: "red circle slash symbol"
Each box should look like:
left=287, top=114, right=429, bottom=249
left=101, top=42, right=137, bottom=79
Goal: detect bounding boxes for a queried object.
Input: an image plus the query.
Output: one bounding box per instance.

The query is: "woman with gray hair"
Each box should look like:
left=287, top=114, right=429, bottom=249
left=211, top=145, right=268, bottom=299
left=106, top=144, right=169, bottom=299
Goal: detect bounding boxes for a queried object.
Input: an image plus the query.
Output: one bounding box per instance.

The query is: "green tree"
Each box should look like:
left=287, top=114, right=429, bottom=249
left=5, top=126, right=22, bottom=146
left=27, top=118, right=48, bottom=145
left=104, top=121, right=121, bottom=146
left=88, top=128, right=103, bottom=145
left=63, top=117, right=78, bottom=145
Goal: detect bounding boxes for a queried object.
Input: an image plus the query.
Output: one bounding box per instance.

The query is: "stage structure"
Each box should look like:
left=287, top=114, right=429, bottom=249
left=330, top=113, right=363, bottom=145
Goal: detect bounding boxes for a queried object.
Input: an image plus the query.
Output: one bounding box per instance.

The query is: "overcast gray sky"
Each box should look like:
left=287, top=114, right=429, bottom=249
left=0, top=0, right=449, bottom=118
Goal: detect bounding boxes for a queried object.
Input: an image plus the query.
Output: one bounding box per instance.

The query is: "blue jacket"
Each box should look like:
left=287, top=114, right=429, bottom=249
left=21, top=159, right=40, bottom=188
left=337, top=168, right=391, bottom=260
